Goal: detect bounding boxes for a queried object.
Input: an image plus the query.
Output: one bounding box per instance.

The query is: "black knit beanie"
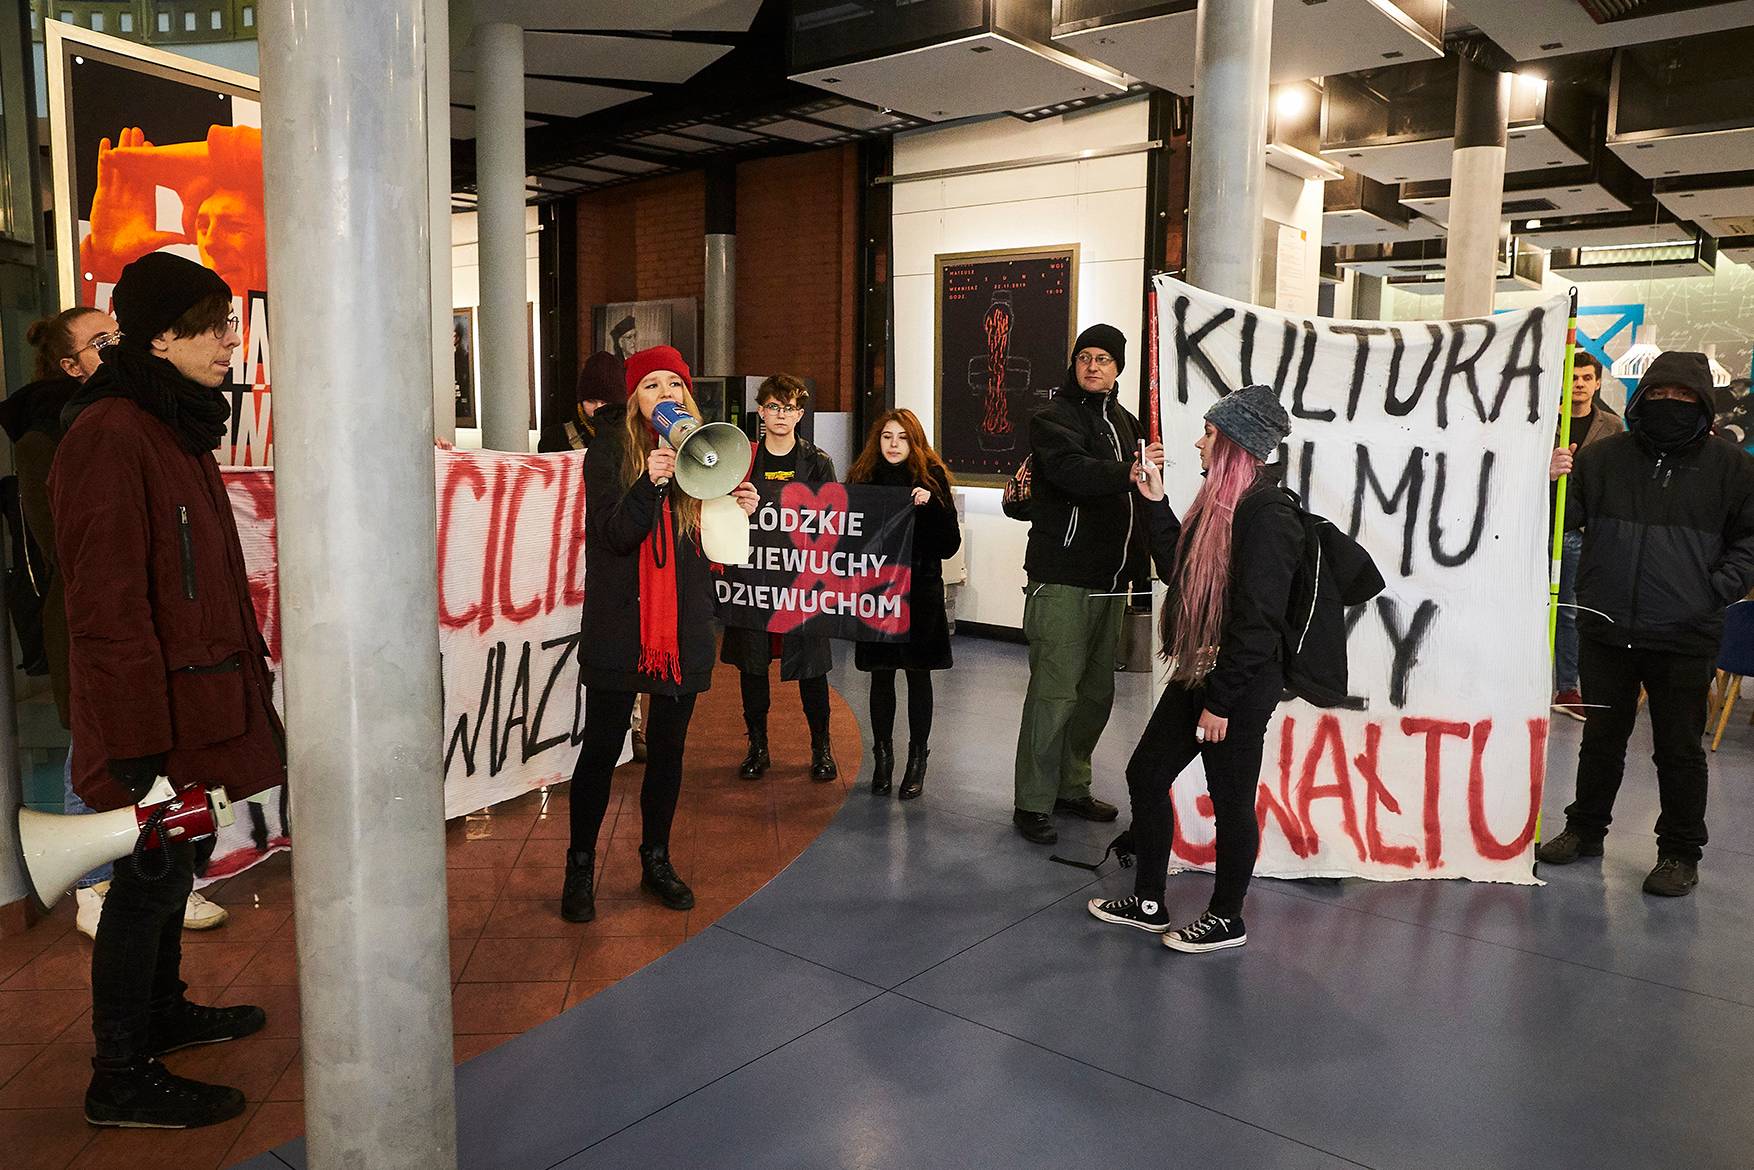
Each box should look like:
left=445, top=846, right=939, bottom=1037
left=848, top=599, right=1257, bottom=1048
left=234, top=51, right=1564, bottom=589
left=1205, top=383, right=1292, bottom=462
left=576, top=350, right=627, bottom=406
left=1071, top=323, right=1126, bottom=373
left=112, top=252, right=231, bottom=352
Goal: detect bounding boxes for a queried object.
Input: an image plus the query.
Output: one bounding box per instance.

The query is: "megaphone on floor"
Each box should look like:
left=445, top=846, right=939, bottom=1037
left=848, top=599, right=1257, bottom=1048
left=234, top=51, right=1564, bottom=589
left=649, top=400, right=754, bottom=566
left=15, top=778, right=235, bottom=912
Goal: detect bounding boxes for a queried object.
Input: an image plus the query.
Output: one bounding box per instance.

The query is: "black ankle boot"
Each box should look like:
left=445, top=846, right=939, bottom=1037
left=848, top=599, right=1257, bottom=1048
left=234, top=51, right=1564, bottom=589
left=739, top=734, right=770, bottom=780
left=899, top=742, right=929, bottom=801
left=86, top=1059, right=246, bottom=1129
left=560, top=848, right=595, bottom=923
left=811, top=738, right=838, bottom=783
left=871, top=741, right=894, bottom=794
left=639, top=843, right=695, bottom=911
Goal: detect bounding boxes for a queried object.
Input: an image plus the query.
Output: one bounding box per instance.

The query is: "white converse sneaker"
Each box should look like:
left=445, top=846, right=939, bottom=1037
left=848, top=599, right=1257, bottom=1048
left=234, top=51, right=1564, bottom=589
left=1162, top=911, right=1247, bottom=953
left=75, top=881, right=109, bottom=940
left=183, top=891, right=229, bottom=931
left=1086, top=894, right=1171, bottom=933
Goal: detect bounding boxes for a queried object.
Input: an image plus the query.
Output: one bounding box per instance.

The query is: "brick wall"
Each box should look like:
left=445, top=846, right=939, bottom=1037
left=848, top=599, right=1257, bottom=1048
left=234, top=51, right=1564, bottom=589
left=572, top=148, right=861, bottom=413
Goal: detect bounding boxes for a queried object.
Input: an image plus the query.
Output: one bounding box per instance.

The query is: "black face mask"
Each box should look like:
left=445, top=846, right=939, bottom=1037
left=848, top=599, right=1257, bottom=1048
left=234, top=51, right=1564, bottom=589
left=1637, top=397, right=1706, bottom=452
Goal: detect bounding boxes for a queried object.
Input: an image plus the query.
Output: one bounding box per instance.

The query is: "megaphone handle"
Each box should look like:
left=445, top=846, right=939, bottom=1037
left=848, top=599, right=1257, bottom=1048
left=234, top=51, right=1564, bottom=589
left=129, top=803, right=176, bottom=881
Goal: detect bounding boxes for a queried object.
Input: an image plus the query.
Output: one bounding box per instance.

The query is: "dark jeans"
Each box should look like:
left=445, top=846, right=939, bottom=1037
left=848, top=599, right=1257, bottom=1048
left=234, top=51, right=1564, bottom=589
left=570, top=688, right=697, bottom=855
left=868, top=668, right=934, bottom=746
left=90, top=840, right=195, bottom=1065
left=740, top=671, right=830, bottom=742
left=1566, top=638, right=1714, bottom=862
left=1125, top=680, right=1276, bottom=920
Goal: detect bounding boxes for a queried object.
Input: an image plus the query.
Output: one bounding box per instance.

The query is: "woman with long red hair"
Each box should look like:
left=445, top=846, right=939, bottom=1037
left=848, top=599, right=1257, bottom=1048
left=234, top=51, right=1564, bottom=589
left=561, top=346, right=758, bottom=924
left=847, top=409, right=961, bottom=799
left=1088, top=384, right=1298, bottom=953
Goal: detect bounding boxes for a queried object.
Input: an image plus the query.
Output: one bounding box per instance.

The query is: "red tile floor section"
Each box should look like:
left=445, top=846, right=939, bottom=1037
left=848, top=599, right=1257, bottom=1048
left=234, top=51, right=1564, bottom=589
left=0, top=664, right=858, bottom=1169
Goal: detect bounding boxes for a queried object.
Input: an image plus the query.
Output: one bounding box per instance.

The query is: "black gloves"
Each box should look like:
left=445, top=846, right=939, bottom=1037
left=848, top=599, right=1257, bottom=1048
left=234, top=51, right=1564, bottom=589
left=107, top=754, right=170, bottom=803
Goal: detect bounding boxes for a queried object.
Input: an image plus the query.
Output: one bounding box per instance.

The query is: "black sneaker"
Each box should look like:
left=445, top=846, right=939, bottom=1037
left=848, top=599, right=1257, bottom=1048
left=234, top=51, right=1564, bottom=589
left=1055, top=795, right=1119, bottom=823
left=85, top=1059, right=247, bottom=1129
left=1533, top=830, right=1604, bottom=866
left=639, top=844, right=695, bottom=911
left=1013, top=809, right=1058, bottom=845
left=148, top=1000, right=266, bottom=1057
left=561, top=849, right=596, bottom=923
left=1086, top=894, right=1170, bottom=933
left=1643, top=856, right=1700, bottom=897
left=1162, top=912, right=1247, bottom=953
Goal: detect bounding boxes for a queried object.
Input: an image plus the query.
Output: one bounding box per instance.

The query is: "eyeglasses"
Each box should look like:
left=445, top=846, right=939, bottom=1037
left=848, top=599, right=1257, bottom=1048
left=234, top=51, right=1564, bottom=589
left=75, top=330, right=123, bottom=357
left=760, top=402, right=803, bottom=416
left=212, top=315, right=241, bottom=338
left=1075, top=352, right=1115, bottom=369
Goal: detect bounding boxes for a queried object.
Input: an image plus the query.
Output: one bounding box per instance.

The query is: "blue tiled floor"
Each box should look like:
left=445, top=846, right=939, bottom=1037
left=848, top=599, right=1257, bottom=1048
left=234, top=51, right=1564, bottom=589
left=253, top=637, right=1754, bottom=1169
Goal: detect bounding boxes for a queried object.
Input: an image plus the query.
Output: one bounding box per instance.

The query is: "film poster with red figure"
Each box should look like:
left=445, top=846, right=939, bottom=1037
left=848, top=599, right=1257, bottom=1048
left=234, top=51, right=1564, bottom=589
left=714, top=483, right=917, bottom=642
left=934, top=247, right=1078, bottom=484
left=1153, top=275, right=1568, bottom=885
left=49, top=25, right=273, bottom=467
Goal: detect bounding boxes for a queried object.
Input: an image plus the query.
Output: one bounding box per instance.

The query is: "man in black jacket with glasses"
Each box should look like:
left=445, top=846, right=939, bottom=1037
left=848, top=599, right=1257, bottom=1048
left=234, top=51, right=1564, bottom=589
left=1538, top=351, right=1754, bottom=896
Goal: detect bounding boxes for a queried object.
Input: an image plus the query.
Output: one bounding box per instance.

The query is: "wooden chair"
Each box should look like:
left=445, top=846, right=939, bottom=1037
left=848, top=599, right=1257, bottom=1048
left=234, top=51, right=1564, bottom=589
left=1710, top=601, right=1754, bottom=752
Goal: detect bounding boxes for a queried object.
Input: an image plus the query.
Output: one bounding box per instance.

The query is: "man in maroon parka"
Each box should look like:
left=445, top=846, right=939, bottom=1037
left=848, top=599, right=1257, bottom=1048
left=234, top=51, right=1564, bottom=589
left=52, top=252, right=285, bottom=1130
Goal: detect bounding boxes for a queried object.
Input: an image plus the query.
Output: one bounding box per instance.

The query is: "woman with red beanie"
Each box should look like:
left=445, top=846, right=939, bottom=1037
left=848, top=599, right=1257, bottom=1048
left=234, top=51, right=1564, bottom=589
left=562, top=346, right=758, bottom=923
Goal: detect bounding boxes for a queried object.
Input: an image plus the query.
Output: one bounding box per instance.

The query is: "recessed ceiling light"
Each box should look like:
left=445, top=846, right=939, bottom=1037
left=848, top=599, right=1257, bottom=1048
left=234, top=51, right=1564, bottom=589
left=821, top=77, right=839, bottom=83
left=1541, top=41, right=1563, bottom=50
left=970, top=45, right=993, bottom=53
left=1382, top=51, right=1403, bottom=59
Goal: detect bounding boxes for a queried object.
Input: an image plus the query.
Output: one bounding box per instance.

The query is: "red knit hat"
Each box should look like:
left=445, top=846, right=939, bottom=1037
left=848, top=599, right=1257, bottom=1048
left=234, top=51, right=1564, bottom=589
left=624, top=345, right=691, bottom=398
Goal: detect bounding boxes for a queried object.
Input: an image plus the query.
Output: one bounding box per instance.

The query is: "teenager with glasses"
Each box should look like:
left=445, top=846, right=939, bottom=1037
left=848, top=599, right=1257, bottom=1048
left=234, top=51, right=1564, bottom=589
left=722, top=375, right=842, bottom=782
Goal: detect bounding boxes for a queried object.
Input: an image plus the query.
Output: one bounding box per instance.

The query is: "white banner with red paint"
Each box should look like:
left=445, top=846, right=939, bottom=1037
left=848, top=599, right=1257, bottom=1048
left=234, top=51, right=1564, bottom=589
left=1153, top=275, right=1565, bottom=884
left=198, top=448, right=591, bottom=880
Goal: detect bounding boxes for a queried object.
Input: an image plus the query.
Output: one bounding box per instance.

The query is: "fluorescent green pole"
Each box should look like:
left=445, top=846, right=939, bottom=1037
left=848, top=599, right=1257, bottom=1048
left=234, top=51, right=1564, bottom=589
left=1539, top=287, right=1581, bottom=856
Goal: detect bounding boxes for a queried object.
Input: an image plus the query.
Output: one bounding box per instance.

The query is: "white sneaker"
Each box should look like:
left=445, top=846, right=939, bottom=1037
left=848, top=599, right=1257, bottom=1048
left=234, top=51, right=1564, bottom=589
left=75, top=881, right=109, bottom=940
left=183, top=890, right=229, bottom=931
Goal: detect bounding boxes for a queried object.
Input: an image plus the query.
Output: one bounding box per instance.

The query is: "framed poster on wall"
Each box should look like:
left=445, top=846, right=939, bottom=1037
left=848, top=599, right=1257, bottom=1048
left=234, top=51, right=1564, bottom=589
left=452, top=308, right=477, bottom=429
left=934, top=245, right=1078, bottom=485
left=591, top=298, right=699, bottom=372
left=46, top=20, right=272, bottom=467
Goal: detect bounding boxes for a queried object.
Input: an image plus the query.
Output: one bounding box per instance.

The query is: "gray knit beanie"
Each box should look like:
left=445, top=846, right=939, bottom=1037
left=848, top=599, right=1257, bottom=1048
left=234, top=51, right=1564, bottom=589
left=1204, top=384, right=1291, bottom=461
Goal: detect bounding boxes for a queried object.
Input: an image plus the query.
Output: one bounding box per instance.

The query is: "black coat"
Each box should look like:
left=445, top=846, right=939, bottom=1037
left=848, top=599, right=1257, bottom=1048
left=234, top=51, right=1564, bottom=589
left=855, top=463, right=961, bottom=672
left=1148, top=477, right=1303, bottom=717
left=1024, top=388, right=1149, bottom=592
left=580, top=406, right=717, bottom=695
left=720, top=438, right=838, bottom=681
left=1567, top=424, right=1754, bottom=657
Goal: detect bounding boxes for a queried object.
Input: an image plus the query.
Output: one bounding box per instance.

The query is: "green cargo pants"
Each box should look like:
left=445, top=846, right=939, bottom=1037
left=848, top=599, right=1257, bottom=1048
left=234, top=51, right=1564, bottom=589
left=1013, top=581, right=1124, bottom=815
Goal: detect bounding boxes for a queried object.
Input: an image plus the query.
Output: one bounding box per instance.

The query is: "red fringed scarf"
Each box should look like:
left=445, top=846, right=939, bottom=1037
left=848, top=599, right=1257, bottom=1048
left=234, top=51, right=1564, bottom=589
left=637, top=478, right=683, bottom=686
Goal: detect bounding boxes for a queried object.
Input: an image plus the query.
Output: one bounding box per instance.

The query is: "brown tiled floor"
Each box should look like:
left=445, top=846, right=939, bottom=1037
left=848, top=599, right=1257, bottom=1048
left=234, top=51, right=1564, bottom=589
left=0, top=664, right=857, bottom=1168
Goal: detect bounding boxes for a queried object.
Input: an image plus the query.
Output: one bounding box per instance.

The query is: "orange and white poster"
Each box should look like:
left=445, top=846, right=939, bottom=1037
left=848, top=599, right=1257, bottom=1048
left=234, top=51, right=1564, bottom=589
left=48, top=21, right=272, bottom=467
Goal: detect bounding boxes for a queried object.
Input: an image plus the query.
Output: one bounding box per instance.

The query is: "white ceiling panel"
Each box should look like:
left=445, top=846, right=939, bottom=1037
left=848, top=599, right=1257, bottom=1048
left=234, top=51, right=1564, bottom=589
left=1445, top=0, right=1754, bottom=61
left=634, top=132, right=725, bottom=152
left=1721, top=240, right=1754, bottom=266
left=1056, top=0, right=1441, bottom=97
left=1401, top=180, right=1630, bottom=226
left=469, top=0, right=761, bottom=33
left=589, top=154, right=668, bottom=174
left=452, top=71, right=646, bottom=118
left=456, top=32, right=730, bottom=83
left=747, top=118, right=846, bottom=143
left=449, top=105, right=543, bottom=139
left=805, top=103, right=911, bottom=132
left=1325, top=125, right=1585, bottom=185
left=1519, top=221, right=1694, bottom=249
left=1656, top=182, right=1754, bottom=237
left=1322, top=208, right=1445, bottom=246
left=670, top=122, right=764, bottom=144
left=1609, top=128, right=1754, bottom=180
left=790, top=32, right=1128, bottom=123
left=543, top=165, right=634, bottom=184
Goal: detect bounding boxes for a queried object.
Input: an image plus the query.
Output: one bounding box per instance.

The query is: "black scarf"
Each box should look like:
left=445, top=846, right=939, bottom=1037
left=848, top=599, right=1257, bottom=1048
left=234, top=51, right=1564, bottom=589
left=868, top=458, right=915, bottom=489
left=65, top=347, right=232, bottom=456
left=0, top=377, right=79, bottom=442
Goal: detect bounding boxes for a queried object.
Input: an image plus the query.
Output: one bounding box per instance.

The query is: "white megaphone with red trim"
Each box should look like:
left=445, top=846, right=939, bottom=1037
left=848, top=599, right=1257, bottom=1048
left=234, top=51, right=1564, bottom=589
left=649, top=399, right=754, bottom=565
left=14, top=778, right=235, bottom=912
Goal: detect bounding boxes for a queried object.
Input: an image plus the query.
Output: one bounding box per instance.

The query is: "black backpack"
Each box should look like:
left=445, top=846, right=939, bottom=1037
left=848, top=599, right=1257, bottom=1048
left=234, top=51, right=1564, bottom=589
left=1280, top=490, right=1384, bottom=709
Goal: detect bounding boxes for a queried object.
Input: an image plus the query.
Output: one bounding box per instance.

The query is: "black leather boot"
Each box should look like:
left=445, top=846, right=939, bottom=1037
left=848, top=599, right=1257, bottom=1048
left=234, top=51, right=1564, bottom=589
left=560, top=848, right=595, bottom=923
left=639, top=843, right=695, bottom=910
left=870, top=741, right=894, bottom=794
left=739, top=727, right=770, bottom=780
left=811, top=737, right=839, bottom=783
left=898, top=742, right=929, bottom=801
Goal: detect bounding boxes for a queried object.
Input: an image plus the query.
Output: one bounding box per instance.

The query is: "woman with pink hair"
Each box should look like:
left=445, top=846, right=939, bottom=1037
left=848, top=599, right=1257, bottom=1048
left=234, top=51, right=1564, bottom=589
left=1088, top=384, right=1298, bottom=953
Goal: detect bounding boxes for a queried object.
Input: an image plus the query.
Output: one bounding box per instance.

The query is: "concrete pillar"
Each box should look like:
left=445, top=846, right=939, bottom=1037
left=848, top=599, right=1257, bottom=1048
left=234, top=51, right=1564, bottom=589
left=257, top=3, right=457, bottom=1167
left=703, top=163, right=736, bottom=377
left=1185, top=0, right=1273, bottom=304
left=1351, top=272, right=1384, bottom=321
left=428, top=0, right=455, bottom=443
left=475, top=21, right=530, bottom=451
left=1442, top=53, right=1511, bottom=319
